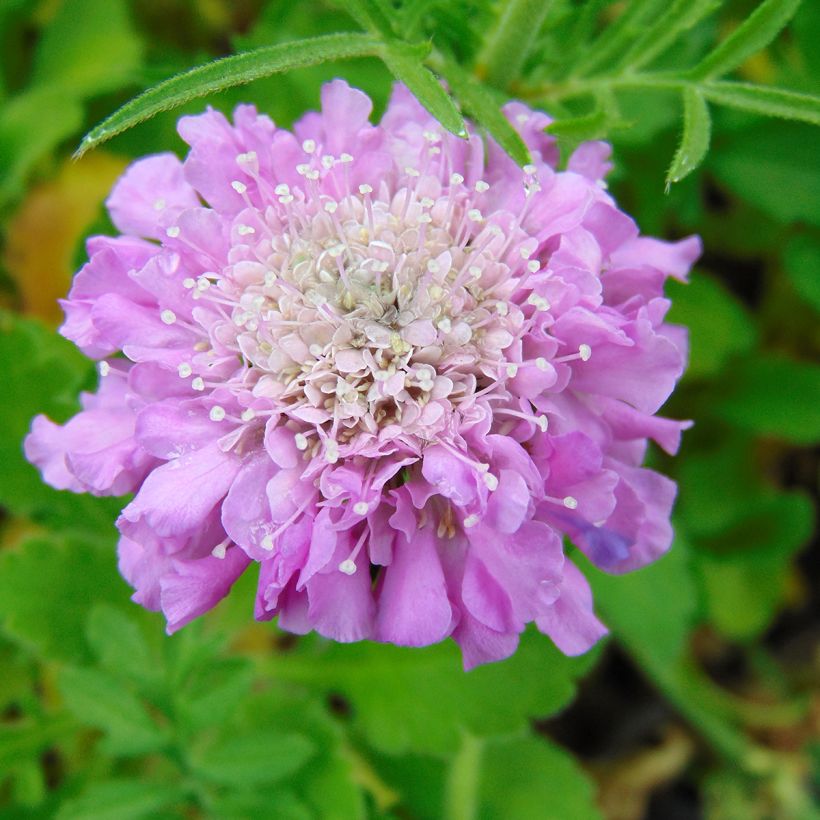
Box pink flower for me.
[25,80,698,668]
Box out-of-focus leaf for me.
[667,86,711,186]
[0,88,83,205]
[381,43,467,137]
[709,121,820,226]
[703,81,820,126]
[0,312,121,532]
[338,0,395,38]
[437,58,531,166]
[696,491,814,639]
[474,735,601,820]
[586,535,697,667]
[207,789,311,820]
[666,273,757,379]
[32,0,143,96]
[711,354,820,444]
[269,629,597,756]
[55,780,183,820]
[76,33,382,156]
[59,666,169,756]
[0,718,75,774]
[85,605,156,687]
[190,730,314,787]
[178,658,254,733]
[0,536,127,663]
[785,234,820,312]
[4,153,126,324]
[690,0,803,79]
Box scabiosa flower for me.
[25,80,698,668]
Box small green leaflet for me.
[666,86,711,188]
[382,43,468,137]
[690,0,803,79]
[702,81,820,126]
[338,0,396,38]
[76,33,383,156]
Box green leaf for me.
[0,536,128,663]
[476,0,555,90]
[666,272,757,380]
[31,0,143,97]
[56,780,183,820]
[85,605,156,686]
[191,731,314,787]
[703,81,820,126]
[690,0,803,79]
[0,88,83,204]
[666,86,711,186]
[178,658,254,733]
[475,735,601,820]
[586,535,698,668]
[0,718,75,774]
[208,789,311,820]
[76,33,382,156]
[711,354,820,444]
[436,58,531,166]
[616,0,721,73]
[785,234,820,313]
[381,44,468,137]
[268,629,597,756]
[59,666,168,756]
[696,492,814,639]
[709,121,820,225]
[338,0,395,38]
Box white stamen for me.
[231,180,247,194]
[437,317,452,333]
[405,166,420,177]
[324,439,339,463]
[358,184,373,195]
[236,151,257,164]
[183,277,196,289]
[98,361,110,376]
[209,405,226,422]
[353,501,369,515]
[535,357,548,371]
[450,173,464,186]
[463,514,480,528]
[241,408,256,422]
[236,224,255,236]
[274,183,290,196]
[506,364,519,377]
[178,363,192,378]
[165,226,180,238]
[321,154,335,169]
[191,377,205,391]
[302,139,316,153]
[211,542,227,559]
[527,260,540,273]
[339,153,354,163]
[537,415,549,432]
[324,201,338,214]
[523,164,537,176]
[294,433,309,451]
[338,559,357,575]
[261,534,274,551]
[483,473,499,491]
[160,309,176,325]
[563,496,578,509]
[475,180,489,192]
[153,198,166,211]
[467,209,483,222]
[579,344,592,362]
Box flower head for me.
[26,81,698,668]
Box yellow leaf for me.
[4,152,127,324]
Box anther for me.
[160,309,176,324]
[153,198,166,211]
[98,361,110,376]
[236,225,255,236]
[353,501,369,515]
[450,173,464,186]
[231,180,247,194]
[274,183,290,196]
[483,473,499,491]
[358,184,373,195]
[294,433,309,451]
[563,496,578,509]
[241,408,256,422]
[209,406,226,422]
[463,514,480,528]
[191,377,205,391]
[579,344,592,361]
[338,559,357,575]
[165,226,180,238]
[178,363,192,378]
[475,180,489,192]
[302,139,316,153]
[183,278,196,289]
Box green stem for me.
[518,71,689,103]
[476,0,553,91]
[443,732,484,820]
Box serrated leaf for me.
[785,234,820,313]
[437,59,531,166]
[666,87,711,187]
[269,629,596,756]
[85,605,156,686]
[31,0,143,97]
[59,666,168,756]
[179,658,254,733]
[690,0,803,79]
[76,33,382,156]
[191,731,314,787]
[0,536,127,663]
[702,81,820,126]
[711,354,820,444]
[381,43,467,137]
[56,780,183,820]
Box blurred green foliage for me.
[0,1,818,818]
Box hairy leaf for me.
[690,0,803,79]
[381,44,468,137]
[666,86,711,187]
[702,81,820,126]
[76,33,383,156]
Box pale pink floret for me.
[26,80,698,668]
